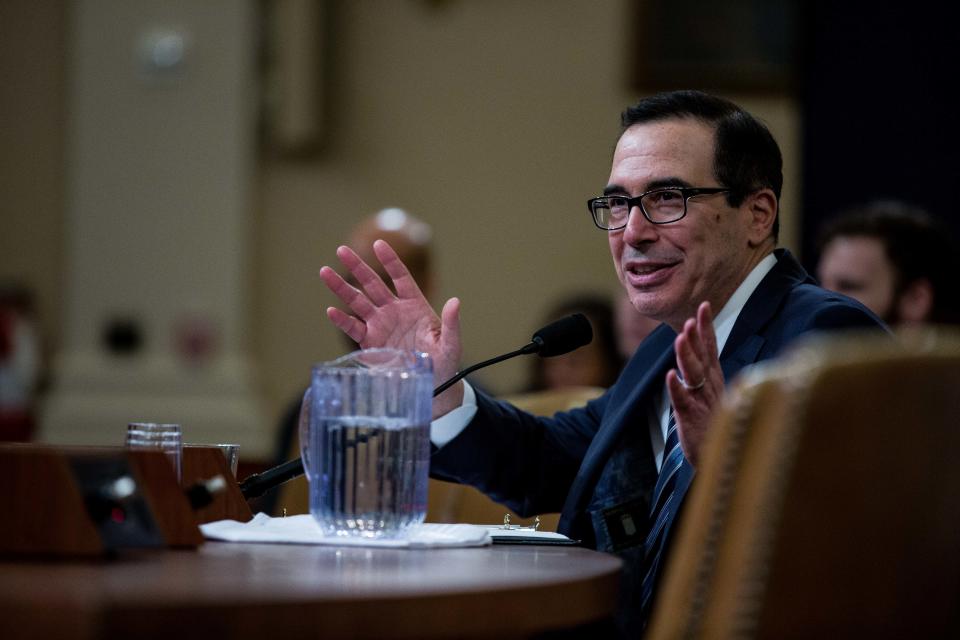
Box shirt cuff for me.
[430,380,478,448]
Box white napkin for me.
[200,513,492,548]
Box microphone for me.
[239,457,306,501]
[239,313,593,499]
[531,312,594,355]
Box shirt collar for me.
[712,252,778,355]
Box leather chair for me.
[647,329,960,638]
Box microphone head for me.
[531,313,593,357]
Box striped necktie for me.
[640,408,684,618]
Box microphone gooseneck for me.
[430,345,534,397]
[238,313,593,500]
[432,313,592,395]
[238,458,305,500]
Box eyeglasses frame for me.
[587,186,733,230]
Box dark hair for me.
[620,90,783,241]
[817,200,960,324]
[527,294,623,392]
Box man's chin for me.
[626,293,671,322]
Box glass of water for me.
[299,349,433,538]
[126,422,183,483]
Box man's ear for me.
[745,188,778,247]
[897,278,934,324]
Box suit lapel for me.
[722,248,813,360]
[559,325,676,526]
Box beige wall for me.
[2,0,800,445]
[0,0,66,361]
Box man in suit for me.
[319,90,883,636]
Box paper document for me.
[201,513,492,548]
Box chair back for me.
[648,329,960,638]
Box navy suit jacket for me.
[430,249,883,628]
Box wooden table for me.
[0,541,621,639]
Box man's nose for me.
[623,205,658,245]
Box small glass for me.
[185,443,240,477]
[126,422,183,483]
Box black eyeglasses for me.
[587,187,731,230]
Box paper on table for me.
[200,513,492,548]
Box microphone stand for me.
[432,342,539,396]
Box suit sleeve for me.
[754,286,889,364]
[798,288,889,333]
[429,388,608,517]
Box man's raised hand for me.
[319,240,464,417]
[665,301,724,468]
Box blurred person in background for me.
[0,284,41,442]
[526,294,623,393]
[345,208,435,301]
[817,200,960,326]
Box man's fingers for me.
[335,245,395,307]
[440,297,462,354]
[320,264,380,321]
[326,307,366,344]
[666,369,684,404]
[319,265,367,307]
[697,301,719,360]
[684,314,708,364]
[318,265,358,310]
[374,239,426,300]
[675,325,705,390]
